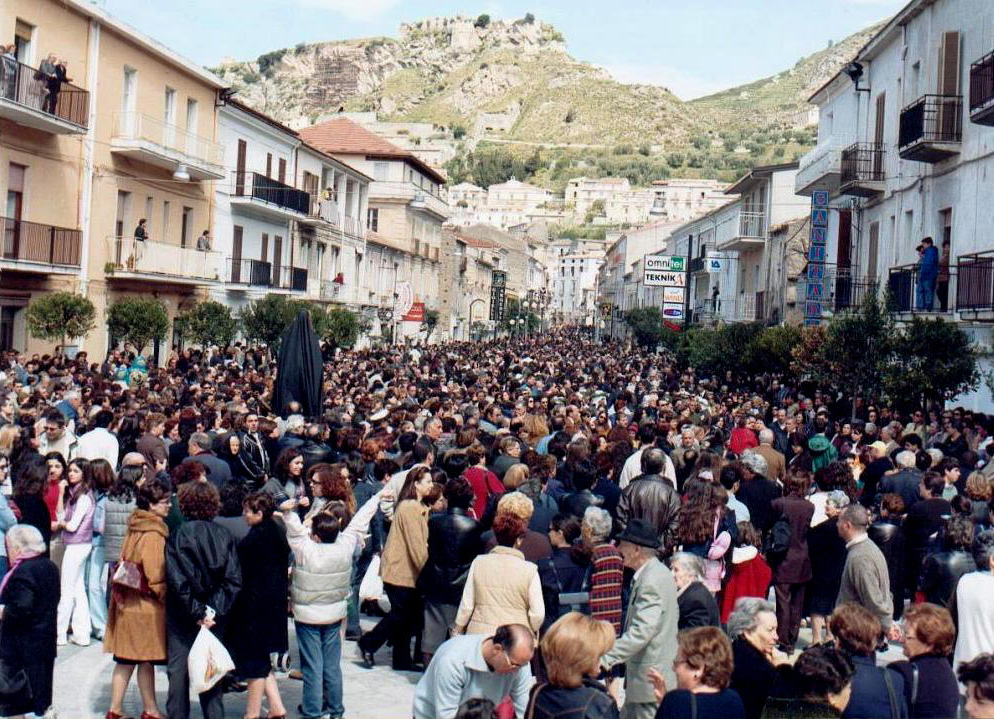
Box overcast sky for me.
[103,0,906,100]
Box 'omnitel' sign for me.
[643,255,686,287]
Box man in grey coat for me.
[836,503,901,640]
[600,519,679,719]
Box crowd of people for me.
[1,329,993,719]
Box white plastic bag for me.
[358,555,384,602]
[188,624,234,694]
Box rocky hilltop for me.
[212,14,885,187]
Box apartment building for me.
[648,179,733,223]
[2,0,227,359]
[550,237,605,325]
[796,0,994,409]
[566,176,730,227]
[299,117,447,342]
[439,229,497,342]
[665,163,807,325]
[597,221,682,338]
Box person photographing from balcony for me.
[130,219,148,269]
[196,230,211,251]
[916,237,938,311]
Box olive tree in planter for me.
[25,291,97,352]
[106,296,170,354]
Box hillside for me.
[212,13,884,188]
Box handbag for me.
[0,664,33,716]
[524,682,547,719]
[112,559,150,595]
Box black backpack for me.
[765,514,791,563]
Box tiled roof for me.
[299,117,446,184]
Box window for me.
[903,210,914,252]
[145,196,154,228]
[185,99,199,154]
[266,153,272,178]
[122,68,138,133]
[163,88,176,145]
[162,201,170,240]
[115,190,131,239]
[940,208,952,251]
[14,19,34,64]
[181,206,192,248]
[6,164,25,225]
[367,208,379,232]
[373,162,389,181]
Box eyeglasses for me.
[501,651,526,670]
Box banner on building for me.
[490,270,507,321]
[402,301,426,323]
[804,190,830,326]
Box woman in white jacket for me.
[280,489,384,719]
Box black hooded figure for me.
[273,310,323,419]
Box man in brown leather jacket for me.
[615,448,681,557]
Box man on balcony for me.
[196,230,211,251]
[916,237,939,311]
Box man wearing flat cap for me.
[600,519,679,719]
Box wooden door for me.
[278,158,286,184]
[873,93,885,177]
[272,235,282,287]
[235,139,247,195]
[231,225,243,283]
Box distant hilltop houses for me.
[446,176,731,231]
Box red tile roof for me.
[299,117,446,184]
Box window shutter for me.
[867,223,880,280]
[938,31,961,95]
[278,158,286,184]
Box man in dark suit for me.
[182,432,232,490]
[737,452,783,534]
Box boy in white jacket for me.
[281,490,385,719]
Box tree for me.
[745,324,801,378]
[795,291,894,414]
[240,294,300,350]
[107,297,169,353]
[624,308,664,348]
[322,308,362,350]
[175,300,237,348]
[523,12,535,24]
[883,317,978,409]
[420,309,441,342]
[25,292,96,350]
[474,13,490,28]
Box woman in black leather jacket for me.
[526,612,619,719]
[165,480,242,719]
[868,493,906,620]
[416,477,481,666]
[918,515,976,607]
[888,603,960,719]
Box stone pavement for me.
[51,618,908,719]
[51,617,419,719]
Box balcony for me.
[1,217,81,273]
[794,144,842,196]
[957,251,994,319]
[898,95,962,163]
[969,50,994,125]
[0,59,88,133]
[373,181,449,220]
[230,172,310,220]
[342,215,365,240]
[839,143,886,197]
[302,197,341,227]
[224,258,308,292]
[110,112,225,179]
[888,263,956,315]
[717,211,766,252]
[732,294,757,322]
[226,258,273,287]
[106,236,221,285]
[830,270,877,312]
[320,280,355,304]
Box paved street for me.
[52,618,419,719]
[51,613,907,719]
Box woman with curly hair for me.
[304,462,357,527]
[676,482,732,593]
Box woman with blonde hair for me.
[965,471,992,525]
[525,612,619,719]
[503,463,530,492]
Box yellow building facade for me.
[1,0,226,359]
